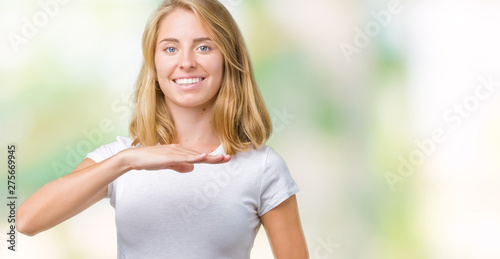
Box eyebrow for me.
[159,37,212,44]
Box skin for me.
[154,7,224,151]
[17,7,308,259]
[261,195,309,259]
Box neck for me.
[167,102,220,151]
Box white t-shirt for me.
[85,136,299,259]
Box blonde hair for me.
[129,0,272,155]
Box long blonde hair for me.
[129,0,272,155]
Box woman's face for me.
[154,8,224,110]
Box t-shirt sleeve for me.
[85,136,133,163]
[85,142,117,164]
[85,136,133,200]
[258,147,300,217]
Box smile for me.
[173,77,205,85]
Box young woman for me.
[17,0,308,258]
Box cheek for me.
[154,55,175,78]
[208,55,224,80]
[154,55,163,78]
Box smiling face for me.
[155,7,224,110]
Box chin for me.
[173,99,213,109]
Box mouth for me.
[173,77,206,86]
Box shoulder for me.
[235,145,288,170]
[253,145,298,216]
[114,136,134,147]
[262,145,289,172]
[85,136,135,163]
[101,136,135,150]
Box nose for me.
[179,50,196,69]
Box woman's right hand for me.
[121,144,231,173]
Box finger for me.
[202,154,225,163]
[182,153,208,163]
[217,154,231,163]
[212,154,231,163]
[196,154,231,164]
[209,154,225,162]
[168,144,203,155]
[221,155,231,163]
[169,163,195,173]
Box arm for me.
[16,153,129,236]
[261,195,309,259]
[17,144,230,236]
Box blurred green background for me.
[2,0,500,258]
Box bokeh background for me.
[1,0,500,258]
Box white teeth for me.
[174,77,203,85]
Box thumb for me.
[169,163,195,173]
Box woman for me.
[17,0,308,258]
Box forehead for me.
[157,7,214,42]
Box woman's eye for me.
[198,45,211,52]
[165,47,177,53]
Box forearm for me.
[17,151,131,236]
[16,143,230,236]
